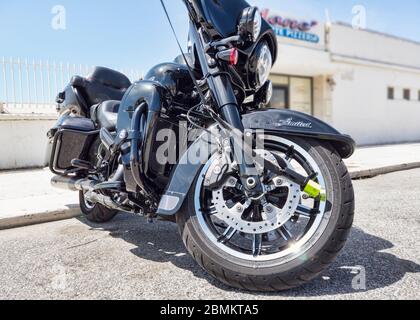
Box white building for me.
[264,9,420,145]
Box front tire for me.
[79,191,118,223]
[176,137,354,291]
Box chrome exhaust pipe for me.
[51,175,97,192]
[84,192,122,211]
[51,164,125,192]
[51,175,131,213]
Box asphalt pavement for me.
[0,169,419,300]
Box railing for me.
[0,57,143,115]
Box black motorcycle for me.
[47,0,355,291]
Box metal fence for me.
[0,57,143,115]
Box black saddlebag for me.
[49,117,98,175]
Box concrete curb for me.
[349,162,420,179]
[0,206,81,231]
[2,163,420,231]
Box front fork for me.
[190,24,321,197]
[189,24,262,193]
[219,105,262,191]
[211,76,324,200]
[210,74,264,194]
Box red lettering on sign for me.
[261,9,318,32]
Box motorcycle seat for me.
[71,67,132,107]
[90,100,120,131]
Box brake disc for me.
[208,150,301,235]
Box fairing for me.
[116,80,169,137]
[116,80,170,192]
[187,0,278,88]
[189,0,274,40]
[145,63,195,102]
[191,0,250,37]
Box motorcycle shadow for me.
[282,227,420,297]
[78,214,420,297]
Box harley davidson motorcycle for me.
[47,0,355,291]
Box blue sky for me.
[1,0,419,74]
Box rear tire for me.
[176,137,355,292]
[79,191,118,223]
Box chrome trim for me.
[159,195,181,212]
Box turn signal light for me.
[216,48,239,66]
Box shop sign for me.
[261,9,320,44]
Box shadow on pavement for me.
[78,214,420,297]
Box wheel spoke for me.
[252,234,263,257]
[285,145,295,161]
[207,206,218,215]
[296,204,320,219]
[218,227,237,244]
[277,226,293,241]
[296,204,312,218]
[251,203,263,222]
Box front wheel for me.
[176,136,354,291]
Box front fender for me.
[157,110,355,216]
[157,129,218,216]
[242,109,355,159]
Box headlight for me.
[256,43,272,87]
[238,7,262,42]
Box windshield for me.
[190,0,250,37]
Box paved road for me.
[0,169,419,300]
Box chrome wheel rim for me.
[194,135,330,263]
[83,191,96,210]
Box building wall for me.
[270,21,420,146]
[328,24,420,145]
[0,115,55,170]
[313,75,333,123]
[331,63,420,145]
[330,24,420,70]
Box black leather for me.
[72,67,132,107]
[61,117,96,132]
[88,67,131,90]
[91,100,120,131]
